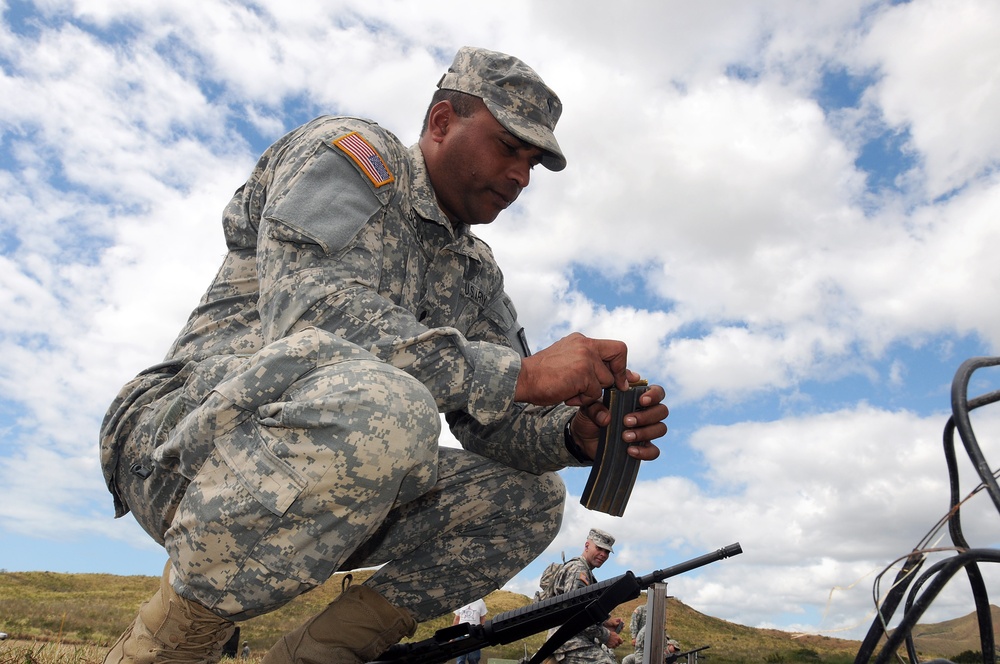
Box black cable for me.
[854,552,924,663]
[940,416,998,663]
[854,357,1000,664]
[950,358,1000,511]
[873,550,1000,664]
[945,360,1000,664]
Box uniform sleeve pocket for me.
[481,292,530,357]
[265,144,382,255]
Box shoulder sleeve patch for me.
[264,144,383,255]
[332,132,394,188]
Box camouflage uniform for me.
[547,557,618,664]
[629,604,646,645]
[620,604,646,664]
[623,626,644,664]
[625,626,680,664]
[99,109,581,623]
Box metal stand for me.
[642,582,668,664]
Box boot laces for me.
[158,600,233,663]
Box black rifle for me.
[665,644,710,663]
[370,543,742,664]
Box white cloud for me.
[518,403,1000,638]
[3,0,1000,644]
[856,0,1000,199]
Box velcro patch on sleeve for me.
[332,131,394,188]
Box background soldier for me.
[626,625,682,664]
[628,604,646,650]
[542,529,624,664]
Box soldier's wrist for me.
[564,419,591,464]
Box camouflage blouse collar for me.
[407,144,466,238]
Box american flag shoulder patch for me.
[332,132,394,188]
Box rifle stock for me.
[369,543,742,664]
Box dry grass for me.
[0,639,270,664]
[0,639,110,664]
[0,569,970,663]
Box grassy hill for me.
[0,569,990,663]
[903,604,1000,660]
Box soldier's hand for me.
[570,382,668,461]
[514,332,629,407]
[606,631,624,649]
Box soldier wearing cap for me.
[99,46,668,664]
[664,639,683,663]
[541,529,624,664]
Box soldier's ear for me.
[425,101,454,142]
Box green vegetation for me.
[0,570,973,664]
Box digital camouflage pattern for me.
[438,47,565,172]
[545,557,617,664]
[625,625,680,664]
[100,113,581,622]
[629,603,646,642]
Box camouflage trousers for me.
[553,646,619,664]
[109,328,566,622]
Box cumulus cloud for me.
[3,0,1000,643]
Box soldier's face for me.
[584,541,611,568]
[433,106,543,225]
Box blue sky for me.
[3,0,1000,644]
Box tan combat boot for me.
[104,562,236,664]
[262,584,417,664]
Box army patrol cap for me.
[437,46,566,172]
[587,528,615,552]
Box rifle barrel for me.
[636,543,742,587]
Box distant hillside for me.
[902,603,1000,658]
[1,570,992,662]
